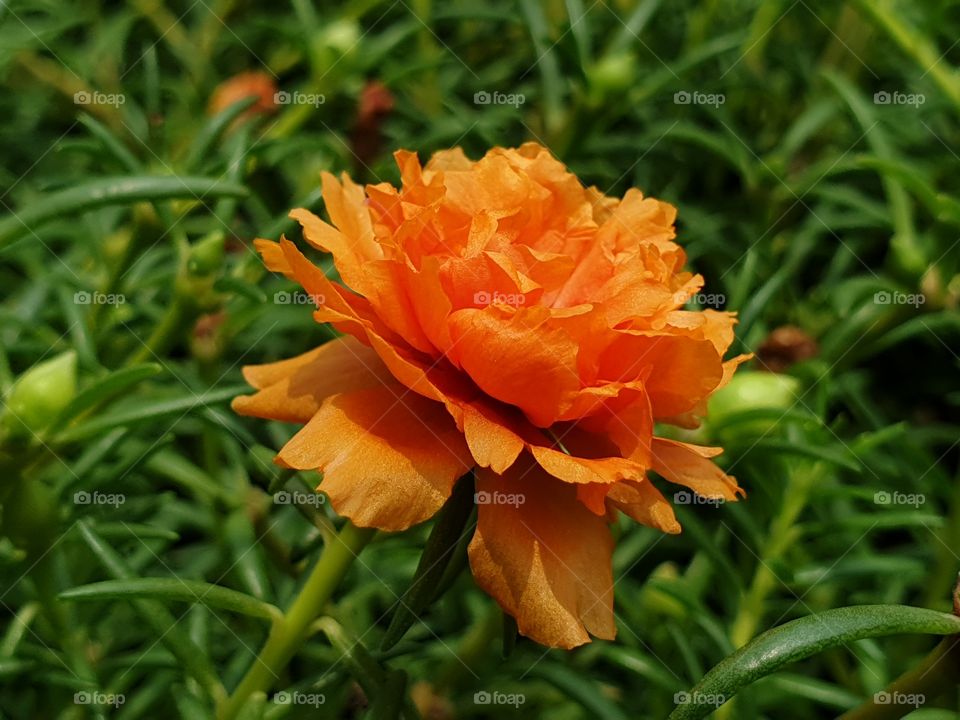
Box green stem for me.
[839,635,960,720]
[730,461,823,647]
[217,522,375,720]
[127,289,192,365]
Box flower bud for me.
[3,351,77,438]
[707,370,801,439]
[188,231,226,276]
[587,53,635,97]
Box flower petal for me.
[277,386,474,531]
[607,479,681,534]
[447,306,580,427]
[232,335,394,424]
[468,459,616,648]
[528,444,642,485]
[650,437,743,501]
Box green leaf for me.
[51,364,163,430]
[92,522,180,542]
[380,473,476,651]
[529,663,630,720]
[53,385,246,443]
[60,578,281,621]
[667,605,960,720]
[364,669,407,720]
[73,521,226,703]
[183,96,259,171]
[0,176,248,247]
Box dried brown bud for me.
[756,325,818,373]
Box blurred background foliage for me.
[0,0,958,718]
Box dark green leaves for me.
[668,606,960,720]
[0,176,248,247]
[380,473,476,651]
[60,578,282,621]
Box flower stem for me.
[217,521,375,720]
[730,461,822,647]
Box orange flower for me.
[208,71,277,121]
[234,144,750,648]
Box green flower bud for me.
[707,370,801,439]
[3,351,77,438]
[322,19,360,56]
[188,231,226,276]
[587,53,635,97]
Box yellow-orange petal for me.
[468,459,616,648]
[276,385,473,531]
[577,482,612,516]
[650,437,743,501]
[232,335,394,424]
[528,443,642,485]
[607,479,681,534]
[459,399,526,474]
[446,306,580,427]
[253,238,295,279]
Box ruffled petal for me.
[277,386,473,531]
[468,459,616,648]
[650,438,743,501]
[607,479,681,533]
[447,306,581,427]
[232,335,394,424]
[528,444,642,485]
